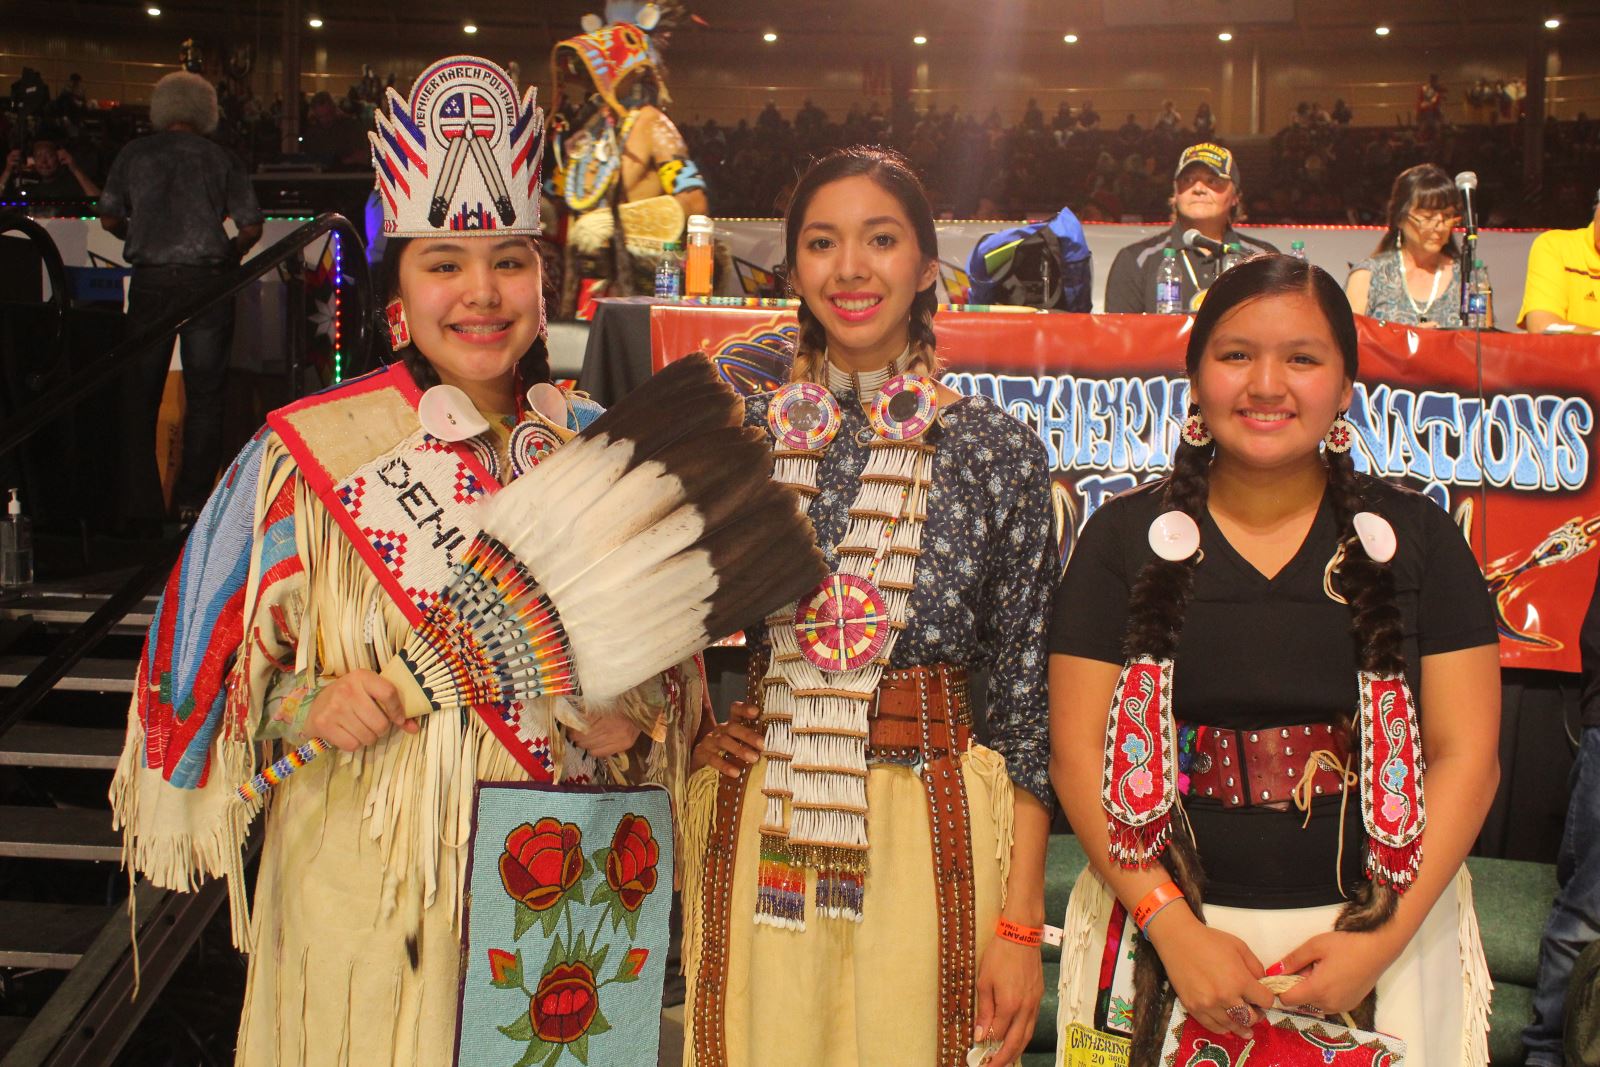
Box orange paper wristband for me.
[1133,881,1185,933]
[995,917,1044,948]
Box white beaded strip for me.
[757,425,933,867]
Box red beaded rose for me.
[530,960,599,1044]
[604,813,659,912]
[499,818,582,912]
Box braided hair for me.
[1121,255,1404,722]
[781,146,940,384]
[1123,257,1411,1062]
[377,236,554,392]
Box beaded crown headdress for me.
[369,55,546,237]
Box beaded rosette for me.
[753,374,938,927]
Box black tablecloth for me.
[576,298,658,407]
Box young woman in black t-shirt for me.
[1047,256,1501,1065]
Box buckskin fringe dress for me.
[113,395,702,1067]
[681,388,1058,1066]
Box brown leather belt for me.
[1185,722,1350,811]
[876,662,975,1066]
[867,663,972,757]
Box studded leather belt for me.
[1184,721,1351,811]
[867,663,972,757]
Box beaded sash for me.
[754,378,937,926]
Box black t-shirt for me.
[1049,475,1498,907]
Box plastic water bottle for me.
[1466,258,1494,329]
[1289,240,1307,261]
[1220,242,1243,275]
[1155,248,1183,314]
[654,241,684,299]
[1,489,32,589]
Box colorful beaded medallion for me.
[767,381,842,451]
[508,420,562,480]
[464,434,502,484]
[868,373,940,441]
[793,573,892,673]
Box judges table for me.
[581,297,1600,863]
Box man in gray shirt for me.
[99,71,263,523]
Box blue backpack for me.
[966,206,1093,312]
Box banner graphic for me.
[651,306,1600,672]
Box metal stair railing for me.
[0,210,373,459]
[0,211,372,1067]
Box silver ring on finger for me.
[1225,1004,1254,1028]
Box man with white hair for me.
[99,70,263,525]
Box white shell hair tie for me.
[1352,511,1397,563]
[1148,510,1202,562]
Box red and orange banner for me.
[651,306,1600,672]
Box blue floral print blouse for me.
[743,385,1059,811]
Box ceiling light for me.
[146,5,161,14]
[912,34,927,45]
[308,16,323,28]
[762,31,777,42]
[1217,31,1233,41]
[1544,17,1562,29]
[1063,33,1078,43]
[463,22,478,33]
[1375,25,1390,36]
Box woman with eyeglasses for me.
[1345,164,1465,328]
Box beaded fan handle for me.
[236,737,333,804]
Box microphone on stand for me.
[1182,228,1227,255]
[1455,171,1480,320]
[1455,171,1480,235]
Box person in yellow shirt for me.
[1518,192,1600,333]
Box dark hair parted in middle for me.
[781,145,941,382]
[1374,163,1463,257]
[1186,252,1360,379]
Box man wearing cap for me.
[1103,142,1277,313]
[1517,192,1600,334]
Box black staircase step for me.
[0,901,117,969]
[0,590,157,634]
[0,723,124,769]
[0,656,137,693]
[0,806,121,861]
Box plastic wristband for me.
[1133,881,1185,933]
[995,917,1044,948]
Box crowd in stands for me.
[7,63,1600,231]
[684,89,1600,228]
[2,63,389,202]
[683,96,1223,221]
